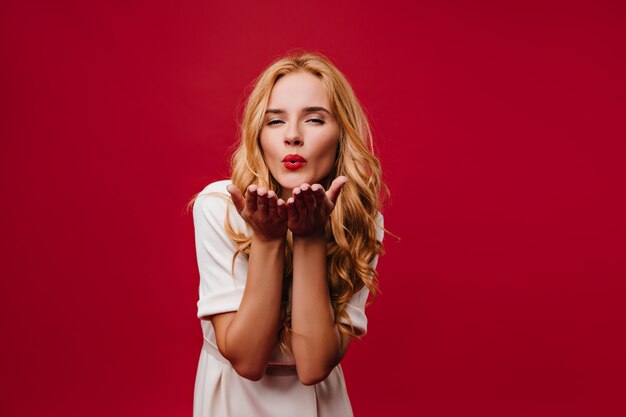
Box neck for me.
[280,188,293,201]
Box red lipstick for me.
[282,154,307,170]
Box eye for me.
[307,118,325,125]
[267,119,284,126]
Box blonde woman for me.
[190,51,387,417]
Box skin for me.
[209,71,353,385]
[259,70,341,201]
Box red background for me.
[1,1,625,416]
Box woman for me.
[190,51,388,417]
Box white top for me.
[192,180,384,417]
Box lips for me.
[282,154,307,170]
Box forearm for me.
[291,234,343,384]
[220,235,284,377]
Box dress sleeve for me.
[337,212,385,337]
[193,187,248,319]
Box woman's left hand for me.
[286,176,348,237]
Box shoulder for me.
[197,179,232,198]
[193,180,233,221]
[193,180,249,234]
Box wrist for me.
[252,232,286,246]
[293,232,326,248]
[291,225,326,239]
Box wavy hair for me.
[188,51,389,352]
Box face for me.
[260,71,340,200]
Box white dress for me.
[192,180,384,417]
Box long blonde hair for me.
[189,51,389,351]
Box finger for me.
[287,197,298,223]
[256,187,269,215]
[293,187,307,219]
[245,185,258,212]
[267,190,278,213]
[311,184,326,209]
[326,176,348,205]
[226,184,245,213]
[300,184,316,213]
[277,199,288,220]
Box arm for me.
[210,235,284,380]
[286,178,353,385]
[208,185,288,381]
[291,233,352,385]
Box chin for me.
[278,178,308,189]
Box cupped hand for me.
[227,184,288,241]
[286,176,348,237]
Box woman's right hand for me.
[227,184,288,242]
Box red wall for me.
[1,1,625,416]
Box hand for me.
[227,184,288,241]
[286,176,348,237]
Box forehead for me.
[267,71,330,108]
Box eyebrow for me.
[265,106,332,116]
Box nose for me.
[285,135,303,147]
[283,123,304,146]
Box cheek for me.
[259,133,273,157]
[325,142,338,163]
[316,140,339,176]
[323,133,340,161]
